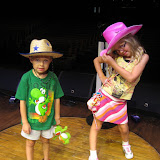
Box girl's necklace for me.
[103,59,133,87]
[33,69,52,84]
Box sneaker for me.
[122,144,133,159]
[88,156,99,160]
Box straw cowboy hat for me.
[20,39,63,58]
[100,22,142,56]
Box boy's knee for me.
[26,139,36,147]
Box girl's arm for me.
[54,98,61,125]
[102,54,149,83]
[20,100,31,134]
[93,56,107,84]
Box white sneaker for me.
[122,144,133,159]
[88,156,99,160]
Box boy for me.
[15,39,64,160]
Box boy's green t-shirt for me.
[15,69,64,130]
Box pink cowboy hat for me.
[100,22,142,56]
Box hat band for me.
[103,28,126,44]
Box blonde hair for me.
[120,34,145,63]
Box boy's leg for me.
[26,139,36,160]
[41,136,50,160]
[41,126,54,160]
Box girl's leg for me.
[26,139,36,160]
[89,117,103,159]
[118,123,133,159]
[118,123,129,142]
[41,137,50,160]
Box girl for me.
[88,22,149,160]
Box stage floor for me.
[0,117,159,160]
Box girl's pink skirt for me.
[94,89,128,124]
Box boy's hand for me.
[22,122,31,134]
[55,115,60,125]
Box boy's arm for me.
[20,100,31,134]
[54,98,61,125]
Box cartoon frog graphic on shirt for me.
[29,88,51,123]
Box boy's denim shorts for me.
[21,126,54,140]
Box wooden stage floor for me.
[0,117,159,160]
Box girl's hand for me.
[102,54,115,66]
[22,122,31,134]
[103,78,112,87]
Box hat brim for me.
[100,24,142,56]
[19,51,63,58]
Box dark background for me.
[0,0,159,82]
[0,0,159,105]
